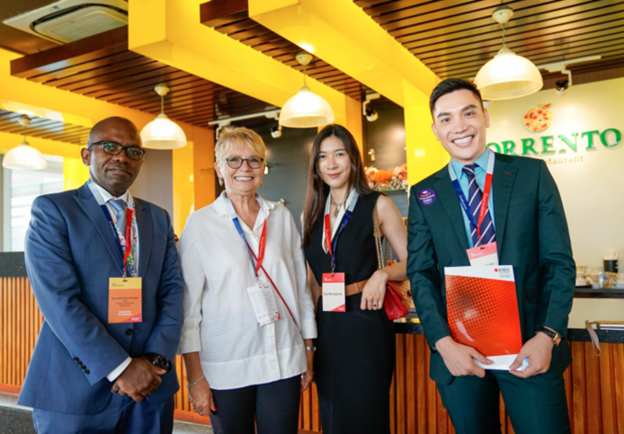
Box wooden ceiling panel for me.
[356,0,624,82]
[0,110,90,145]
[11,27,278,126]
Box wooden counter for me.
[2,275,624,433]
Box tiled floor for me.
[0,393,212,433]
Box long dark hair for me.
[302,124,374,247]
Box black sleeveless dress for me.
[304,191,395,434]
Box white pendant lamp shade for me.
[475,47,543,100]
[279,85,335,128]
[3,140,47,170]
[141,113,187,149]
[140,84,187,149]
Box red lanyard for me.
[122,208,133,270]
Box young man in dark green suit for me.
[407,78,575,434]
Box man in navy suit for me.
[19,117,184,433]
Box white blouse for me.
[177,192,317,390]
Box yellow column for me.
[345,96,364,156]
[193,126,216,211]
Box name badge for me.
[247,281,280,326]
[322,272,346,312]
[109,277,142,323]
[467,242,499,267]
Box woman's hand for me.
[188,378,217,416]
[360,269,388,310]
[301,342,315,392]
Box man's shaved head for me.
[81,116,144,197]
[87,117,141,146]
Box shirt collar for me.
[450,148,492,181]
[88,179,133,208]
[214,191,275,219]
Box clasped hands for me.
[436,332,554,378]
[111,356,166,402]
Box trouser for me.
[33,394,174,434]
[437,369,571,434]
[209,375,301,434]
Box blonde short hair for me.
[215,126,266,161]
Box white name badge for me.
[246,281,280,326]
[322,272,346,312]
[467,242,499,267]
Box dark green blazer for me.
[407,152,575,385]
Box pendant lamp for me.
[140,84,187,149]
[474,6,543,100]
[279,52,334,128]
[2,115,47,171]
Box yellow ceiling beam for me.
[249,0,446,184]
[127,0,349,126]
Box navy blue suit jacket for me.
[18,183,184,415]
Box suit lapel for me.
[134,198,152,278]
[492,154,518,255]
[74,184,124,275]
[434,172,469,252]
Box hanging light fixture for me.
[140,84,187,149]
[474,6,543,100]
[2,115,47,171]
[279,52,334,128]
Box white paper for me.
[246,282,280,326]
[474,355,529,372]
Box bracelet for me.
[187,375,205,389]
[305,346,316,352]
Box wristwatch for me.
[535,326,562,346]
[144,353,172,372]
[305,346,317,352]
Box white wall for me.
[486,77,624,268]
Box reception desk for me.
[1,253,623,433]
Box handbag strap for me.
[373,204,384,270]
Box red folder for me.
[445,266,523,357]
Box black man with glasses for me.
[19,116,184,434]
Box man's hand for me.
[509,332,554,378]
[111,357,166,402]
[436,336,492,378]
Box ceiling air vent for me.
[3,0,128,44]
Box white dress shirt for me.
[177,192,317,390]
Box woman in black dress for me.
[302,124,408,434]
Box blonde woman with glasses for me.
[177,126,317,434]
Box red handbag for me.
[373,207,412,320]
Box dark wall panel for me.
[132,149,174,219]
[257,126,317,234]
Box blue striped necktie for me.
[462,163,496,247]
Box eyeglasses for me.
[222,156,264,169]
[87,141,146,161]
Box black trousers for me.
[209,376,301,434]
[437,369,571,434]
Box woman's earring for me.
[218,177,223,186]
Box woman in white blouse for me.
[177,127,317,434]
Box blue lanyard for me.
[447,149,495,231]
[324,190,359,272]
[224,196,265,279]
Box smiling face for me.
[431,89,490,165]
[317,135,352,191]
[215,140,264,198]
[81,117,143,197]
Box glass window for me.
[2,156,64,252]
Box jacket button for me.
[125,329,133,336]
[78,362,83,367]
[84,370,90,375]
[73,357,79,361]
